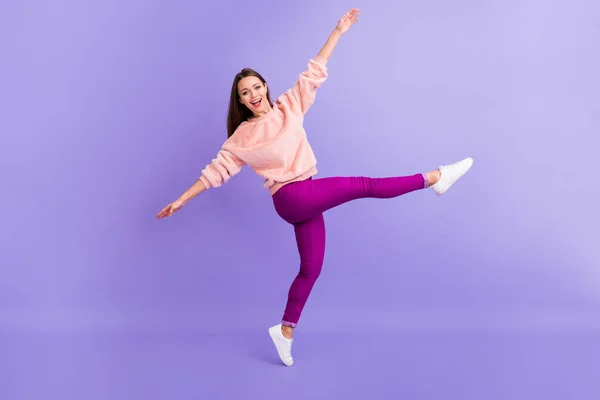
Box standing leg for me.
[268,213,325,367]
[282,213,326,330]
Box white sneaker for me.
[268,324,294,366]
[431,157,474,195]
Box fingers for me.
[341,8,360,25]
[156,203,182,218]
[341,8,358,18]
[156,205,172,219]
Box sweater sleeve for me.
[280,56,328,114]
[199,148,245,189]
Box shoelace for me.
[440,162,459,176]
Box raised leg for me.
[272,157,474,224]
[273,173,428,224]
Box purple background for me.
[1,0,599,398]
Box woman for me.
[157,8,473,366]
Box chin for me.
[249,104,263,113]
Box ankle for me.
[425,169,441,186]
[281,325,294,339]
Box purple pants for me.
[271,173,428,327]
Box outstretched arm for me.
[317,8,360,61]
[156,148,245,219]
[156,179,207,219]
[178,180,207,206]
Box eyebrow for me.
[240,83,261,92]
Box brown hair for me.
[226,68,273,138]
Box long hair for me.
[226,68,273,138]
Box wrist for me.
[176,196,188,206]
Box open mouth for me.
[251,98,262,108]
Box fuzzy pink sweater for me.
[199,56,329,195]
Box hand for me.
[157,200,185,219]
[336,8,360,33]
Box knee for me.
[298,261,323,281]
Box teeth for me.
[252,99,261,104]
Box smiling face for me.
[237,75,271,117]
[226,68,274,137]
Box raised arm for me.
[318,8,360,62]
[282,8,360,114]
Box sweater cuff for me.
[198,175,211,190]
[313,55,328,66]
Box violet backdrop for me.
[1,0,599,397]
[2,0,599,334]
